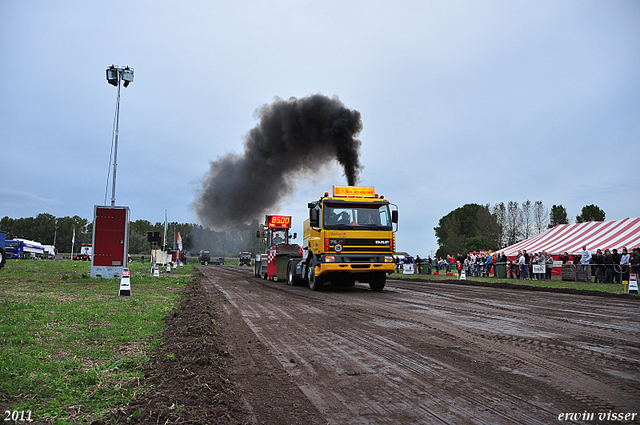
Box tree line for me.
[434,202,606,257]
[0,214,263,256]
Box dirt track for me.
[197,266,640,424]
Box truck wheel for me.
[369,273,386,291]
[287,262,302,286]
[308,260,323,291]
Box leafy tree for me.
[505,201,521,246]
[533,201,548,235]
[461,236,499,254]
[128,232,149,255]
[575,204,605,223]
[549,205,569,228]
[56,216,90,253]
[434,204,499,257]
[0,215,89,253]
[434,215,464,258]
[491,202,506,248]
[521,200,532,240]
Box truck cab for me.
[301,186,398,291]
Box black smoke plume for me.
[194,94,363,230]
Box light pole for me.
[53,226,58,248]
[106,65,134,206]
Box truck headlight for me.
[325,256,336,263]
[384,256,394,263]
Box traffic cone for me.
[118,268,131,296]
[153,265,160,277]
[166,263,171,273]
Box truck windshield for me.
[323,203,392,230]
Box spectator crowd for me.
[399,246,640,284]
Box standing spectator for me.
[523,250,532,279]
[594,249,604,283]
[485,254,493,278]
[518,254,528,280]
[603,249,614,283]
[519,252,528,280]
[561,252,570,264]
[580,246,592,282]
[427,256,432,274]
[415,255,423,274]
[620,247,630,283]
[630,248,640,278]
[611,249,621,284]
[536,252,546,280]
[545,253,554,280]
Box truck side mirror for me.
[309,208,320,227]
[392,210,398,224]
[293,233,297,239]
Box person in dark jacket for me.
[603,249,614,283]
[545,252,554,280]
[612,249,621,284]
[620,247,630,283]
[630,248,640,278]
[594,249,604,283]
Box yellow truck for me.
[287,186,398,291]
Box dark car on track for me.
[239,252,252,266]
[199,250,211,265]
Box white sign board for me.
[403,263,414,274]
[629,273,638,294]
[533,264,545,274]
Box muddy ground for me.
[115,266,640,424]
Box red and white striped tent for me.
[498,217,640,257]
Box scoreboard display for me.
[266,215,291,229]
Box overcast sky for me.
[1,0,639,256]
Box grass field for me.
[0,259,192,424]
[1,258,634,424]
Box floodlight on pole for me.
[105,65,134,206]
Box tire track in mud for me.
[199,266,640,424]
[387,279,640,412]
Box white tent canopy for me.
[498,218,640,256]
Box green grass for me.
[389,269,633,295]
[0,259,193,424]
